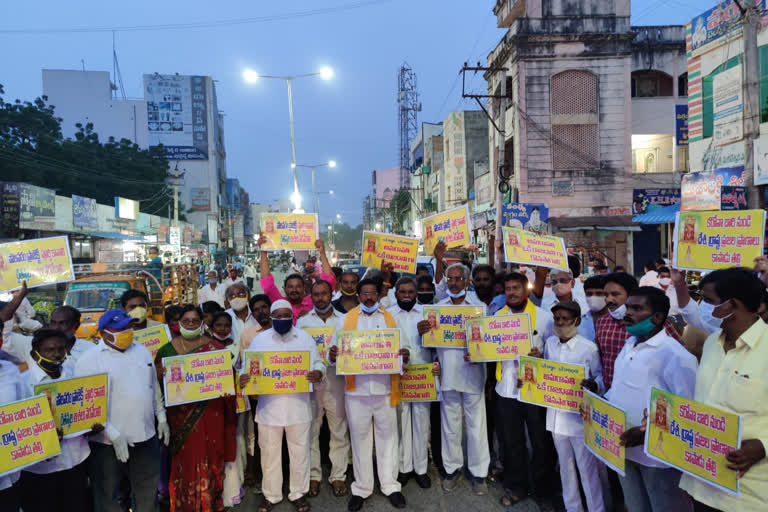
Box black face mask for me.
[417,292,434,305]
[474,285,494,300]
[397,299,416,312]
[35,351,64,375]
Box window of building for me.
[453,133,464,156]
[551,70,600,170]
[758,46,768,123]
[678,72,688,97]
[631,70,674,97]
[445,139,450,159]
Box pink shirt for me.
[259,272,337,324]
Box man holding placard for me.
[296,280,351,499]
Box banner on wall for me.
[501,203,549,233]
[681,168,746,212]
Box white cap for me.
[270,299,292,314]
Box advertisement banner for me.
[161,350,235,407]
[33,374,108,439]
[72,195,98,229]
[676,104,689,146]
[0,236,75,293]
[302,326,335,366]
[421,305,485,348]
[361,231,419,274]
[19,184,55,231]
[502,227,568,271]
[241,351,312,395]
[144,74,208,160]
[260,213,319,251]
[464,315,532,362]
[583,389,627,476]
[632,189,681,215]
[754,134,768,185]
[0,395,61,477]
[190,188,211,211]
[335,329,402,376]
[719,186,748,211]
[673,209,765,271]
[713,66,743,146]
[0,182,20,237]
[681,167,746,211]
[133,325,172,359]
[421,205,471,255]
[644,387,742,495]
[502,203,549,233]
[516,355,585,412]
[689,1,761,52]
[399,363,440,402]
[158,223,169,244]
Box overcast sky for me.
[1,0,704,226]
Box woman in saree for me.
[155,304,237,512]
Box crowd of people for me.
[0,237,766,512]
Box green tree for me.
[388,190,411,234]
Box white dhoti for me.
[310,376,350,483]
[223,412,248,506]
[258,422,311,504]
[345,394,401,498]
[553,433,605,512]
[397,401,431,475]
[440,390,490,478]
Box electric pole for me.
[167,164,185,226]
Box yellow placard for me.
[421,205,471,255]
[517,356,586,412]
[673,210,766,271]
[465,315,532,362]
[260,213,318,251]
[33,373,108,439]
[162,350,235,407]
[583,389,627,476]
[0,236,75,293]
[0,395,61,477]
[234,377,250,414]
[502,227,568,271]
[399,363,440,402]
[644,387,742,495]
[303,326,335,366]
[422,305,485,348]
[133,325,172,360]
[335,329,401,376]
[241,351,312,395]
[361,231,419,273]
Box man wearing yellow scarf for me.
[328,278,409,511]
[494,272,558,510]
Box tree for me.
[0,84,183,218]
[388,190,412,234]
[321,222,363,252]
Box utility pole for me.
[167,163,186,226]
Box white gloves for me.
[157,420,170,447]
[112,435,130,463]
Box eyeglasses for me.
[446,277,465,283]
[179,318,202,327]
[551,278,572,285]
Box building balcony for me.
[494,0,526,28]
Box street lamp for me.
[293,160,338,221]
[242,67,334,212]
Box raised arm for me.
[316,239,333,278]
[530,266,548,301]
[433,241,447,285]
[258,233,271,279]
[0,281,27,323]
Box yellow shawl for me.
[494,299,538,381]
[344,305,400,406]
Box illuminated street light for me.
[319,67,334,80]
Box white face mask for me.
[552,282,572,298]
[608,304,627,320]
[699,299,731,332]
[586,296,606,313]
[659,278,672,287]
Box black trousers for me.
[694,500,724,512]
[495,393,558,497]
[18,460,90,512]
[429,401,444,475]
[0,483,20,512]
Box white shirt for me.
[678,299,721,335]
[296,308,347,390]
[639,270,660,287]
[1,297,37,339]
[436,296,487,395]
[332,291,342,301]
[389,303,433,365]
[543,334,604,436]
[495,304,554,399]
[75,340,165,445]
[247,327,325,426]
[1,332,34,365]
[63,338,97,374]
[244,265,258,279]
[605,330,698,467]
[222,277,246,292]
[198,283,225,308]
[0,361,22,490]
[20,364,90,474]
[226,308,258,367]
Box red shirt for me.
[259,272,336,325]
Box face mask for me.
[212,330,231,342]
[360,302,379,314]
[553,323,579,340]
[208,278,217,284]
[586,296,606,313]
[341,289,357,296]
[272,318,292,335]
[179,325,201,339]
[35,351,64,374]
[106,329,134,350]
[397,299,415,312]
[127,307,147,322]
[474,285,493,300]
[699,300,731,331]
[553,282,572,297]
[625,316,658,337]
[417,292,434,304]
[608,304,627,320]
[230,297,248,311]
[659,278,671,287]
[447,289,466,299]
[169,323,181,335]
[314,304,333,314]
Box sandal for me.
[257,497,275,512]
[331,479,348,497]
[500,494,525,508]
[308,480,320,497]
[291,496,311,512]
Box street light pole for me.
[286,79,299,207]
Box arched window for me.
[551,70,599,170]
[631,70,674,97]
[678,72,688,97]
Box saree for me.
[155,339,237,512]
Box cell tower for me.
[397,63,421,189]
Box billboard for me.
[1,182,20,237]
[675,105,688,146]
[502,203,548,234]
[681,167,746,211]
[632,189,681,215]
[19,184,55,231]
[72,195,98,229]
[689,1,764,52]
[190,188,211,211]
[144,74,208,160]
[115,197,139,220]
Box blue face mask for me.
[272,318,292,335]
[447,289,466,299]
[625,316,657,337]
[360,302,379,314]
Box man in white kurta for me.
[296,280,351,497]
[242,300,325,509]
[199,270,226,308]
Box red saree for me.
[156,339,237,512]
